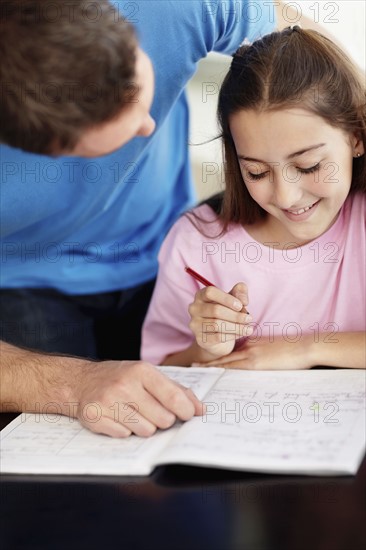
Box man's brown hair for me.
[0,0,138,154]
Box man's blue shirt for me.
[0,0,275,293]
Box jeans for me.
[0,279,156,361]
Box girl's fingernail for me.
[191,362,201,367]
[233,300,242,310]
[246,326,254,335]
[246,314,253,322]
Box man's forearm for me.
[0,340,89,416]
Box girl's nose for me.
[272,171,302,210]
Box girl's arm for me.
[308,331,365,369]
[161,341,227,366]
[141,212,252,365]
[191,332,366,370]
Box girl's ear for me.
[351,132,365,156]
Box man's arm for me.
[0,341,204,437]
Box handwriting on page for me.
[156,366,224,400]
[161,370,366,469]
[1,415,155,458]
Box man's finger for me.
[79,415,132,438]
[175,383,206,416]
[143,369,202,421]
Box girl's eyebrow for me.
[238,143,326,163]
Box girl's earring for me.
[356,152,361,157]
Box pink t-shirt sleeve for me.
[141,216,201,364]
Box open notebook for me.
[1,367,365,476]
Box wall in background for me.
[187,0,366,201]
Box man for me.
[0,0,320,437]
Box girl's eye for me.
[298,163,320,174]
[246,163,320,181]
[247,172,268,181]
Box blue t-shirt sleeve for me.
[136,0,277,113]
[135,1,276,72]
[201,0,277,55]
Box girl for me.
[141,27,366,370]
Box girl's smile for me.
[282,199,321,221]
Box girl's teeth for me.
[288,203,316,215]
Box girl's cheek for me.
[318,165,338,190]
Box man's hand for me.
[74,360,205,437]
[0,341,205,438]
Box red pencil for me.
[184,266,215,287]
[184,266,249,313]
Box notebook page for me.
[157,366,225,400]
[157,369,366,475]
[0,367,223,475]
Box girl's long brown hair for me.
[190,27,366,236]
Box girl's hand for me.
[188,282,253,358]
[192,334,313,370]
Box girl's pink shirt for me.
[141,193,366,365]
